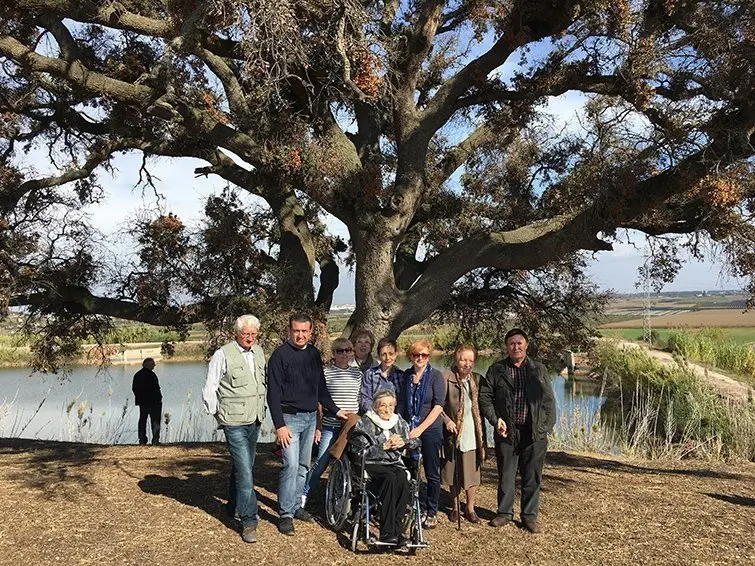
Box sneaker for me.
[278,517,295,536]
[422,515,438,529]
[241,524,257,543]
[294,508,314,522]
[522,518,542,533]
[489,514,512,527]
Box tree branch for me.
[9,285,203,326]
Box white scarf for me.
[365,410,399,441]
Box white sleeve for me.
[202,348,226,415]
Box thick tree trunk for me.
[344,228,403,341]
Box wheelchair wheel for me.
[350,516,360,552]
[325,457,352,531]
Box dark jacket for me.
[132,368,162,406]
[266,340,339,429]
[479,357,556,445]
[349,413,421,468]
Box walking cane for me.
[454,431,462,531]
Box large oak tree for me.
[1,1,754,368]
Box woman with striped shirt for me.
[303,337,362,506]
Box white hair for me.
[372,388,397,411]
[234,314,260,333]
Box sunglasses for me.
[334,348,353,354]
[412,352,430,359]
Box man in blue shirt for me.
[267,313,349,536]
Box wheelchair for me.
[324,431,430,553]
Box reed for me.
[588,340,755,462]
[667,328,755,385]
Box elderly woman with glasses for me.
[401,339,447,528]
[303,337,362,507]
[350,389,420,546]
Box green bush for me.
[667,328,755,382]
[593,340,755,462]
[97,326,181,345]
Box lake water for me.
[0,355,604,445]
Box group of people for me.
[195,313,556,545]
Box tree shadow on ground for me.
[704,492,755,507]
[0,438,104,498]
[546,451,744,480]
[137,446,282,530]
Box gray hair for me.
[234,314,260,333]
[372,388,397,411]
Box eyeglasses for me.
[334,348,353,354]
[239,332,258,339]
[412,352,430,359]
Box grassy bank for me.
[587,341,755,462]
[599,326,755,345]
[598,327,755,387]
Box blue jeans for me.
[304,424,341,497]
[419,425,443,517]
[279,411,317,518]
[224,423,261,527]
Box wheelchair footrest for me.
[406,542,430,549]
[368,538,397,547]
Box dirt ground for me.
[0,440,753,566]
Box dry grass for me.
[602,309,755,329]
[0,440,753,565]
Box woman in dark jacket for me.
[350,389,420,545]
[401,339,446,528]
[441,344,486,523]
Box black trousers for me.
[365,464,411,539]
[138,403,162,445]
[495,427,548,520]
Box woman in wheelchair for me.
[349,389,421,546]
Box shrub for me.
[590,340,755,462]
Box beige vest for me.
[216,342,266,426]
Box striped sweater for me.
[322,364,362,427]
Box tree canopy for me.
[1,1,754,369]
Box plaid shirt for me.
[509,360,529,426]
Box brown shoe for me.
[464,508,480,524]
[522,518,542,533]
[448,509,460,523]
[489,514,512,527]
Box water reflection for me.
[0,355,604,445]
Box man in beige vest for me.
[202,314,267,543]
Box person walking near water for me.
[479,328,556,533]
[132,357,162,446]
[202,314,267,543]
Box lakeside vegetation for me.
[599,326,755,346]
[585,341,755,462]
[598,327,755,388]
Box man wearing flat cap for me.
[479,328,556,533]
